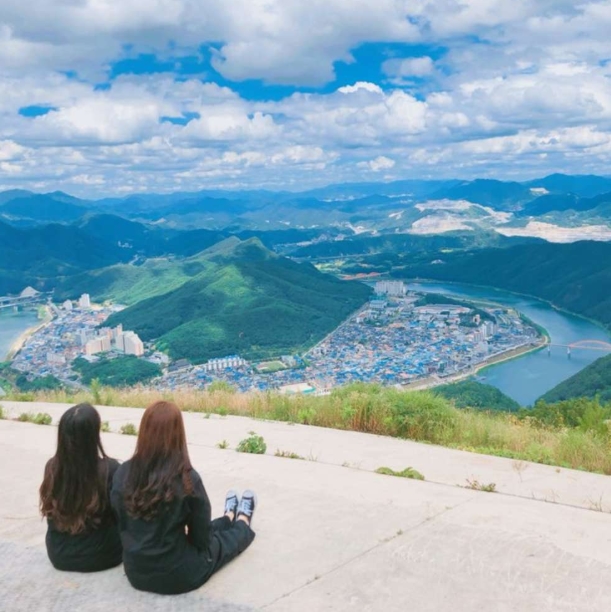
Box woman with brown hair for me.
[40,403,122,572]
[110,401,256,595]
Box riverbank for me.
[5,308,53,361]
[403,337,548,392]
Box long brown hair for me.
[124,401,193,520]
[39,403,109,534]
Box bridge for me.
[547,340,611,358]
[0,288,46,311]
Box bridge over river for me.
[547,340,611,357]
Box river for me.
[405,282,611,406]
[0,309,40,361]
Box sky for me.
[1,1,611,196]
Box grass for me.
[375,466,425,480]
[17,412,52,425]
[465,479,497,493]
[0,404,4,420]
[275,449,305,460]
[101,421,111,433]
[216,439,230,449]
[9,383,611,475]
[236,432,267,454]
[120,423,138,436]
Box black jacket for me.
[110,461,221,594]
[45,457,122,572]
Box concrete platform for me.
[1,401,611,611]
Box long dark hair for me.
[39,403,109,534]
[124,401,193,520]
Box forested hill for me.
[540,354,611,404]
[106,238,372,363]
[405,241,611,327]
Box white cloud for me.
[358,156,396,171]
[1,2,611,193]
[383,56,435,80]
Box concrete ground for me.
[1,401,611,611]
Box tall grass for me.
[8,383,611,475]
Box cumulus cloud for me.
[0,1,611,193]
[358,156,396,172]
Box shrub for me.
[120,423,138,436]
[465,479,496,492]
[375,466,425,480]
[17,412,52,425]
[236,432,267,454]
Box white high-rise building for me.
[62,300,73,311]
[374,280,407,297]
[79,293,91,309]
[122,332,144,356]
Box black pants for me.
[206,516,256,579]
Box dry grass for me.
[9,383,611,475]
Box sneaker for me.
[224,490,239,521]
[237,489,257,526]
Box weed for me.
[465,479,496,493]
[512,460,528,482]
[236,432,267,454]
[17,412,52,425]
[0,404,4,420]
[588,496,606,512]
[218,406,228,417]
[120,423,138,436]
[203,413,211,419]
[101,421,111,433]
[274,449,305,460]
[375,466,425,481]
[216,439,230,450]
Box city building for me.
[122,332,144,356]
[375,281,407,297]
[62,300,73,311]
[79,294,91,309]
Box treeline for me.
[72,356,161,387]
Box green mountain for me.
[53,245,223,305]
[431,179,534,210]
[405,241,611,327]
[0,194,88,223]
[540,354,611,404]
[525,174,611,198]
[106,238,372,362]
[0,221,130,294]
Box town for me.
[9,282,542,394]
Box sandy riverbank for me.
[5,308,53,361]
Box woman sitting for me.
[39,403,122,572]
[111,400,256,595]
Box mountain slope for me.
[525,174,611,198]
[106,238,372,362]
[405,241,611,327]
[0,221,131,294]
[431,179,534,210]
[540,354,611,404]
[0,194,88,223]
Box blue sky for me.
[0,1,610,196]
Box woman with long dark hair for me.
[39,403,122,572]
[111,401,256,595]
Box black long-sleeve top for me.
[110,461,219,594]
[45,457,122,572]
